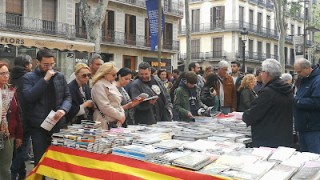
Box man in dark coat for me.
[10,55,33,180]
[243,59,293,148]
[294,58,320,153]
[23,49,71,167]
[130,62,172,125]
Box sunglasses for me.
[81,73,91,78]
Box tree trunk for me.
[272,0,287,73]
[184,0,191,71]
[80,0,109,54]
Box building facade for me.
[0,0,183,78]
[178,0,315,73]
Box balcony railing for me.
[238,51,280,61]
[111,0,183,17]
[101,30,179,51]
[179,51,224,61]
[0,13,75,38]
[180,21,298,44]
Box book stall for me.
[27,113,320,180]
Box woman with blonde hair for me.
[91,62,125,129]
[66,63,94,124]
[237,74,257,112]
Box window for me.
[257,12,262,33]
[266,43,271,58]
[266,15,271,35]
[257,41,262,59]
[42,0,57,32]
[212,37,222,58]
[6,0,23,28]
[239,6,244,28]
[75,3,86,38]
[211,6,225,29]
[290,48,294,65]
[103,10,115,42]
[163,23,173,49]
[249,10,254,31]
[274,45,278,59]
[291,24,295,35]
[239,38,244,58]
[125,14,136,45]
[192,9,200,32]
[249,40,254,59]
[191,39,200,59]
[298,26,301,35]
[145,18,150,47]
[285,47,288,64]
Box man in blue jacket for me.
[294,58,320,153]
[23,49,71,167]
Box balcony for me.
[101,30,179,51]
[179,51,224,61]
[111,0,183,17]
[238,51,281,61]
[0,13,75,39]
[258,0,266,7]
[180,21,301,44]
[266,2,274,10]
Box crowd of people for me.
[0,48,320,179]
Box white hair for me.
[262,59,282,78]
[218,60,229,68]
[280,73,292,82]
[294,58,311,69]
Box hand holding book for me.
[123,93,149,110]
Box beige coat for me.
[91,78,125,129]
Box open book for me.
[143,95,158,102]
[130,93,149,104]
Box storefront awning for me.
[0,32,95,52]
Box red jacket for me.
[8,91,23,140]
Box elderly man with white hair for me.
[280,73,293,85]
[294,58,320,154]
[216,60,237,113]
[243,59,293,148]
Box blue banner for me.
[146,0,165,51]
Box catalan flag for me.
[26,146,228,180]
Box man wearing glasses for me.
[294,58,320,154]
[23,49,71,168]
[242,59,293,148]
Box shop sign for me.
[0,36,24,45]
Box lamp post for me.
[240,28,248,73]
[303,0,309,59]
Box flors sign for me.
[0,37,24,45]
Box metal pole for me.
[242,41,246,73]
[303,0,307,58]
[157,0,162,70]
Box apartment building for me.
[178,0,315,73]
[0,0,183,78]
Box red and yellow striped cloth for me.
[26,146,229,180]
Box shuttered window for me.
[210,6,225,29]
[6,0,23,15]
[42,0,56,22]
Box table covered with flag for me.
[26,146,228,180]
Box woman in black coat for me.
[237,74,257,112]
[66,63,94,124]
[200,73,219,107]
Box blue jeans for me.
[30,128,52,167]
[11,132,31,179]
[298,131,320,154]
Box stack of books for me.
[112,145,165,161]
[291,161,320,180]
[172,153,213,170]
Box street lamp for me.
[303,0,309,59]
[240,28,248,73]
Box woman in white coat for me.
[91,62,125,130]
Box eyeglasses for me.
[81,73,91,78]
[43,63,56,67]
[0,71,9,76]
